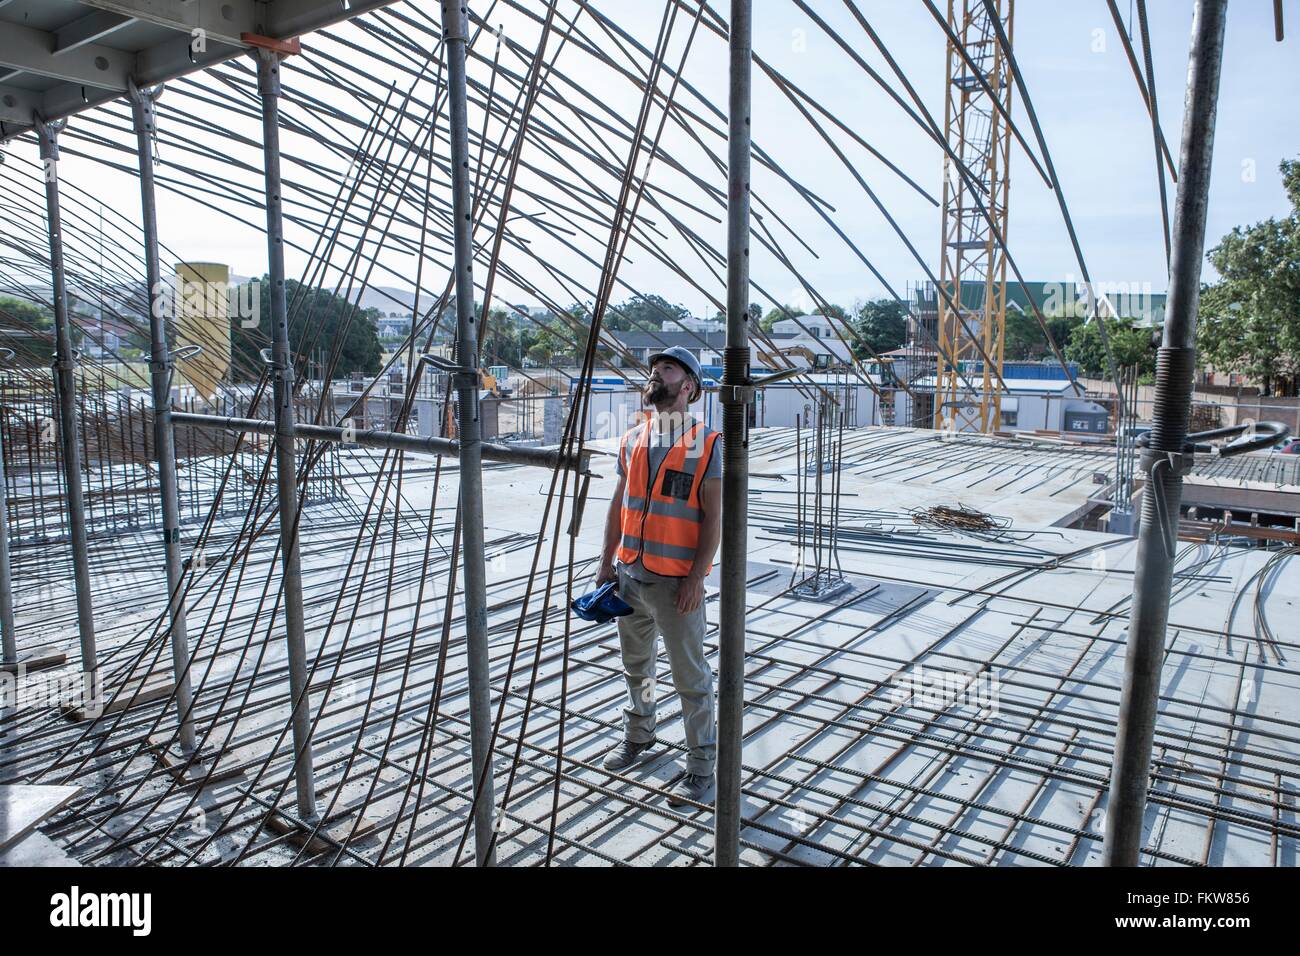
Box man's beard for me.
[643,378,682,407]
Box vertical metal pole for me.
[0,397,15,665]
[1102,0,1228,867]
[256,49,317,821]
[35,121,97,675]
[0,371,10,746]
[130,85,197,752]
[441,0,497,867]
[716,0,752,868]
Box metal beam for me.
[77,0,256,47]
[0,86,42,128]
[0,21,133,91]
[55,11,137,54]
[133,37,245,86]
[79,0,399,45]
[267,0,401,38]
[1,1,399,139]
[170,413,592,473]
[716,0,753,868]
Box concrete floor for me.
[2,425,1296,865]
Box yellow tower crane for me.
[934,0,1015,434]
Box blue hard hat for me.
[571,580,634,625]
[646,345,704,403]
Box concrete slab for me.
[0,830,81,867]
[0,784,80,854]
[5,425,1299,867]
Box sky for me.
[5,0,1298,320]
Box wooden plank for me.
[146,735,247,790]
[62,670,174,722]
[0,645,67,674]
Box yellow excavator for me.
[756,344,826,370]
[480,368,513,397]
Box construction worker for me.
[595,345,722,808]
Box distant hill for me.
[341,285,420,314]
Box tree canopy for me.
[1004,307,1082,362]
[1195,157,1300,396]
[605,294,690,332]
[0,296,55,365]
[1065,316,1157,378]
[0,296,52,332]
[760,304,805,332]
[231,278,383,381]
[851,298,907,357]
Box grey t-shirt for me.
[616,418,721,583]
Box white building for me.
[765,314,855,368]
[661,316,724,334]
[574,373,880,441]
[898,378,1111,435]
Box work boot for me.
[666,772,715,808]
[603,738,655,771]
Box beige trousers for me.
[615,564,716,776]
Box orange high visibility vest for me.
[617,420,720,577]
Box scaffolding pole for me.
[442,0,497,867]
[255,48,318,822]
[130,83,197,752]
[716,0,753,868]
[35,120,97,675]
[0,388,14,665]
[1102,0,1228,867]
[170,412,589,472]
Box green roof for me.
[915,280,1166,323]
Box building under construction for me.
[0,0,1296,878]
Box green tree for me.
[1045,313,1085,358]
[528,322,574,366]
[1065,317,1157,378]
[0,296,53,331]
[761,304,805,332]
[1195,157,1300,396]
[480,309,530,367]
[0,296,55,366]
[1004,308,1033,361]
[606,294,690,332]
[1003,306,1083,361]
[851,298,907,357]
[231,278,383,381]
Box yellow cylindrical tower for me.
[173,261,233,402]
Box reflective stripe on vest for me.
[616,420,719,577]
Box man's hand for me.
[676,572,705,614]
[595,561,618,587]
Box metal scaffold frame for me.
[934,0,1014,435]
[0,0,1292,872]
